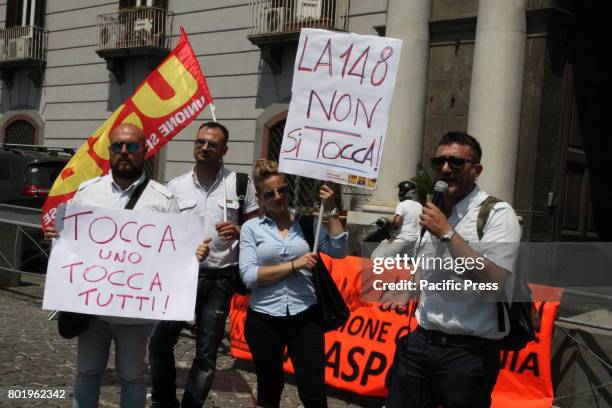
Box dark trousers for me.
[149,269,234,408]
[244,306,327,408]
[386,327,501,408]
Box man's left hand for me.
[216,221,240,241]
[420,202,452,238]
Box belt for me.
[198,265,237,278]
[416,326,496,348]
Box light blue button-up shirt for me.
[239,215,348,317]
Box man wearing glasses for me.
[44,124,180,407]
[149,122,258,408]
[386,132,521,408]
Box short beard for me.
[112,165,143,180]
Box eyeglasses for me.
[194,139,220,150]
[430,156,479,171]
[262,185,289,200]
[110,142,141,154]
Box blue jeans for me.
[73,317,150,408]
[149,269,234,408]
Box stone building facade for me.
[1,0,609,241]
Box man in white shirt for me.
[148,122,258,408]
[393,180,422,244]
[386,132,521,408]
[44,124,180,408]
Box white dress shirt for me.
[167,166,258,269]
[416,184,521,339]
[71,172,179,213]
[394,199,423,243]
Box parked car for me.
[0,144,74,208]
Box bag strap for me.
[125,177,150,210]
[476,195,501,241]
[497,302,506,332]
[236,172,249,225]
[298,214,315,251]
[475,195,508,333]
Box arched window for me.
[266,117,286,162]
[4,119,36,145]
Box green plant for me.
[410,164,434,205]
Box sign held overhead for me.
[279,28,403,189]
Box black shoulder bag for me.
[298,215,349,332]
[58,177,150,339]
[478,196,540,351]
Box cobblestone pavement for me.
[0,275,385,408]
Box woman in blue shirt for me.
[239,159,347,408]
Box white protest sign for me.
[42,204,204,321]
[279,28,403,189]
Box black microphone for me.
[420,180,449,239]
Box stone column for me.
[467,0,526,204]
[356,0,432,223]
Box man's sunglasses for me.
[430,156,479,171]
[194,139,220,150]
[262,185,289,200]
[110,142,141,154]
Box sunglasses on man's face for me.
[194,139,220,150]
[430,156,479,171]
[262,185,289,200]
[110,142,141,154]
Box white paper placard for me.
[42,204,204,321]
[279,28,403,189]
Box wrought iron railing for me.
[0,26,48,63]
[249,0,349,36]
[96,7,173,51]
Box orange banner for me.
[41,28,212,228]
[229,256,560,407]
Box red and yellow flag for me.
[42,28,212,228]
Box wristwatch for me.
[323,207,339,218]
[439,229,455,243]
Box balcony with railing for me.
[248,0,349,43]
[248,0,348,73]
[0,26,48,63]
[95,6,173,82]
[0,26,48,87]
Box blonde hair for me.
[252,159,283,191]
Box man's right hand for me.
[294,252,318,271]
[43,226,59,242]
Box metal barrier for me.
[0,204,49,283]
